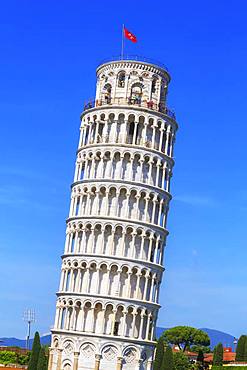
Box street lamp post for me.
[23,309,35,350]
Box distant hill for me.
[0,335,51,348]
[200,328,236,349]
[0,328,236,350]
[156,327,236,350]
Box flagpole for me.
[121,24,124,60]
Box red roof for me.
[171,345,237,364]
[0,367,27,370]
[204,351,236,363]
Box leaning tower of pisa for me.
[48,57,178,370]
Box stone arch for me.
[118,112,125,121]
[52,336,60,348]
[101,343,119,362]
[103,304,114,335]
[79,342,96,360]
[123,346,139,365]
[62,362,72,370]
[117,70,126,87]
[62,339,75,357]
[102,83,112,103]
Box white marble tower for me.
[48,58,178,370]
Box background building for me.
[48,57,178,370]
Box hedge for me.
[212,367,247,370]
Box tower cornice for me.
[50,329,156,346]
[80,104,178,129]
[60,253,166,272]
[76,143,175,166]
[66,215,169,236]
[96,59,171,82]
[71,179,172,200]
[56,292,161,309]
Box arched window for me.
[128,115,135,143]
[113,321,120,335]
[61,308,66,329]
[130,83,143,105]
[98,122,104,137]
[118,71,125,87]
[80,164,85,180]
[151,78,157,94]
[129,122,135,142]
[71,233,76,251]
[75,200,80,215]
[103,83,112,104]
[84,127,89,145]
[65,271,71,291]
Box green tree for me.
[161,346,174,370]
[43,345,49,357]
[153,337,165,370]
[173,351,191,370]
[28,332,41,370]
[0,351,18,365]
[212,346,217,364]
[18,352,31,365]
[244,337,247,362]
[213,343,223,366]
[37,347,47,370]
[163,326,210,352]
[236,335,247,362]
[197,349,204,363]
[190,345,211,353]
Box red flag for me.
[124,27,137,43]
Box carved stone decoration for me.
[53,338,59,348]
[141,351,147,362]
[64,341,74,355]
[123,347,137,363]
[80,343,95,359]
[130,70,138,76]
[102,345,118,361]
[63,363,71,370]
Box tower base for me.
[49,332,154,370]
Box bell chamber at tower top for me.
[83,60,176,120]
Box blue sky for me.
[1,0,247,339]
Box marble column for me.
[146,360,153,370]
[56,349,63,370]
[116,357,123,370]
[47,348,54,370]
[73,352,79,370]
[94,354,101,370]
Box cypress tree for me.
[217,343,223,365]
[28,332,41,370]
[212,346,217,364]
[153,337,165,370]
[37,347,47,370]
[236,335,246,362]
[161,346,174,370]
[197,349,204,363]
[213,343,223,366]
[244,336,247,362]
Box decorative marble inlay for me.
[102,346,118,361]
[124,348,137,363]
[81,343,95,359]
[64,342,74,355]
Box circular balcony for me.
[83,97,176,120]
